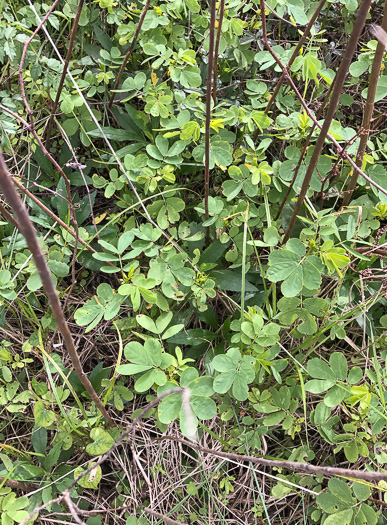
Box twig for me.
[156,436,387,483]
[0,154,113,426]
[0,203,19,228]
[45,0,85,146]
[341,15,387,207]
[108,0,151,109]
[281,0,373,241]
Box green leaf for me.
[307,358,336,381]
[74,463,102,489]
[324,509,353,525]
[86,428,115,455]
[158,392,182,424]
[267,244,323,297]
[352,482,370,501]
[329,352,348,381]
[348,366,362,384]
[136,314,158,334]
[123,339,162,367]
[191,396,216,419]
[34,401,55,428]
[304,379,335,393]
[323,385,346,407]
[213,349,255,401]
[162,324,184,339]
[344,440,358,462]
[317,492,347,513]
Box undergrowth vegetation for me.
[0,0,387,523]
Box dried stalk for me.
[341,14,387,207]
[45,0,85,146]
[283,0,373,242]
[108,0,151,109]
[205,0,217,237]
[0,154,114,426]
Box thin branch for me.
[45,0,85,146]
[108,0,151,109]
[281,0,373,242]
[341,15,387,207]
[0,154,114,426]
[157,436,387,483]
[0,202,19,228]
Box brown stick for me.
[0,203,19,228]
[45,0,85,146]
[0,154,114,426]
[108,0,151,109]
[157,436,387,483]
[212,0,226,104]
[205,0,217,239]
[283,0,373,242]
[341,15,387,207]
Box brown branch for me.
[0,203,19,228]
[282,0,373,242]
[0,476,36,492]
[156,436,387,483]
[205,0,217,240]
[45,0,85,146]
[341,15,387,207]
[212,0,226,104]
[0,154,113,426]
[108,0,151,109]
